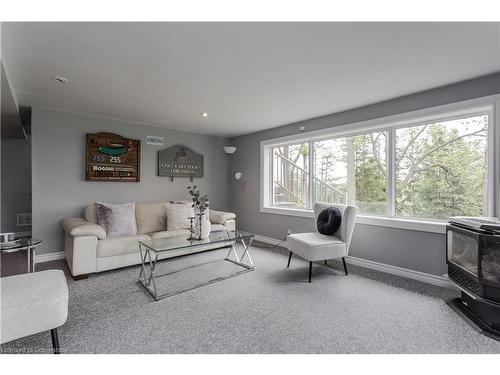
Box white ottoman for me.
[1,269,68,353]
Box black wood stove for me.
[446,216,500,341]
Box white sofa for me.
[62,201,236,279]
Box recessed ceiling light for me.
[51,75,69,83]
[200,112,208,117]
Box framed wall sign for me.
[86,132,141,182]
[158,145,203,181]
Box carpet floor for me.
[2,244,500,354]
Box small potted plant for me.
[187,185,210,239]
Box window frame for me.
[271,142,312,209]
[260,95,500,234]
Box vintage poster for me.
[86,133,140,182]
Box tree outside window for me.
[268,113,489,221]
[395,115,488,220]
[313,132,387,215]
[272,143,310,209]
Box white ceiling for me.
[2,22,499,137]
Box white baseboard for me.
[254,234,288,247]
[253,234,453,289]
[35,251,65,264]
[345,256,453,288]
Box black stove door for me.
[447,225,480,277]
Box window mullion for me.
[387,129,396,217]
[490,102,500,217]
[269,147,274,207]
[308,140,314,210]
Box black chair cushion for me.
[316,207,342,236]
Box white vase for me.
[196,209,211,240]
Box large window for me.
[395,115,488,220]
[312,132,387,215]
[262,102,496,226]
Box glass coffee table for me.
[137,230,254,300]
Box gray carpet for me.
[2,244,500,354]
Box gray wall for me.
[229,72,500,276]
[32,108,229,255]
[1,135,31,232]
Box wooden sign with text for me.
[86,132,141,182]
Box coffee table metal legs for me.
[32,246,36,273]
[225,237,254,269]
[138,238,254,301]
[138,244,160,300]
[26,246,36,273]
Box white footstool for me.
[1,269,68,353]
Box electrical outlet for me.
[287,229,292,235]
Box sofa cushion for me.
[96,202,137,237]
[166,201,194,230]
[224,219,236,232]
[149,229,190,240]
[210,224,225,232]
[97,234,150,257]
[136,202,168,234]
[287,232,346,262]
[210,209,236,224]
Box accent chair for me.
[286,203,357,282]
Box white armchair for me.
[286,203,357,282]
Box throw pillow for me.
[316,207,342,236]
[135,202,168,234]
[96,202,137,237]
[166,201,195,230]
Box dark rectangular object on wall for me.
[158,145,203,179]
[86,132,140,182]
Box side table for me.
[0,238,43,273]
